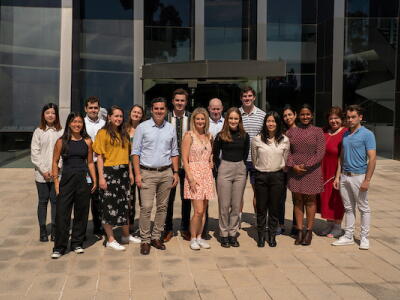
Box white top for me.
[209,117,224,139]
[31,126,63,183]
[85,116,105,163]
[251,134,290,172]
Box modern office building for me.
[1,0,399,167]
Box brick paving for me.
[0,159,399,299]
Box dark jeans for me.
[165,169,192,232]
[129,183,141,227]
[53,172,90,253]
[254,170,284,234]
[35,181,57,226]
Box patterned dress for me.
[319,128,347,220]
[286,125,325,195]
[184,132,215,200]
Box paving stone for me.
[166,289,200,300]
[329,283,376,299]
[232,286,271,300]
[161,271,196,291]
[193,270,229,290]
[198,287,236,299]
[97,271,130,292]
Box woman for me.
[93,106,135,251]
[31,103,63,242]
[126,105,145,240]
[252,111,289,247]
[286,104,325,246]
[319,107,347,238]
[182,108,215,250]
[282,105,297,236]
[51,112,96,258]
[213,108,249,248]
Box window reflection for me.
[268,0,316,25]
[145,0,192,27]
[346,0,398,18]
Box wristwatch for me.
[173,170,179,174]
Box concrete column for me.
[257,0,267,110]
[332,0,345,107]
[194,0,205,60]
[58,0,73,125]
[133,0,144,105]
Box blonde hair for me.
[190,107,210,136]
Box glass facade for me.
[144,0,193,63]
[266,0,317,112]
[205,0,257,60]
[0,1,61,167]
[343,0,398,157]
[77,0,133,112]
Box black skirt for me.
[101,165,130,226]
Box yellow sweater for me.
[92,129,130,166]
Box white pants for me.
[340,174,370,239]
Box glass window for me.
[145,0,192,27]
[144,27,192,63]
[205,0,249,27]
[205,28,249,60]
[346,0,398,18]
[79,0,133,112]
[268,0,317,25]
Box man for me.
[208,98,224,139]
[163,89,192,242]
[332,105,376,250]
[132,97,179,255]
[239,87,266,216]
[84,96,106,240]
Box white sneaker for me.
[51,251,62,259]
[359,237,369,250]
[190,238,200,250]
[121,235,141,244]
[332,236,355,246]
[106,240,126,251]
[73,247,84,254]
[197,238,210,249]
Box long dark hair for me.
[39,103,62,131]
[219,107,246,142]
[260,111,284,144]
[282,104,297,131]
[103,105,129,148]
[60,112,89,158]
[126,104,145,133]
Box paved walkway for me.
[0,159,400,299]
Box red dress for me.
[319,128,347,220]
[286,125,325,195]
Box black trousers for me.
[35,181,57,226]
[165,169,192,232]
[53,172,90,253]
[90,163,102,234]
[278,172,288,226]
[254,170,284,234]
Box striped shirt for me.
[239,106,266,161]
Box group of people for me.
[30,87,376,259]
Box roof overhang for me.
[142,60,286,79]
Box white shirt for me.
[85,116,105,163]
[251,134,290,172]
[31,126,63,183]
[209,117,224,138]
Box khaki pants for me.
[217,160,247,237]
[139,169,173,243]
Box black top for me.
[62,139,88,174]
[213,130,250,166]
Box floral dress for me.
[184,132,215,200]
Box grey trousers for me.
[217,160,247,237]
[139,168,173,243]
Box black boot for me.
[268,230,277,247]
[228,236,240,247]
[294,229,304,245]
[257,232,265,247]
[40,225,48,242]
[50,224,56,242]
[220,237,230,248]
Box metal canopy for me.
[142,60,286,79]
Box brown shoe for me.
[294,230,304,245]
[181,231,191,241]
[151,239,166,250]
[140,243,151,255]
[302,230,313,246]
[163,231,173,243]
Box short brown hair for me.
[172,88,188,100]
[240,86,256,97]
[326,106,343,121]
[85,96,100,107]
[346,104,363,116]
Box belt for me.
[342,171,364,177]
[140,165,171,172]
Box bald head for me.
[208,98,223,122]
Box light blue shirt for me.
[209,117,224,138]
[342,126,376,174]
[132,118,179,168]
